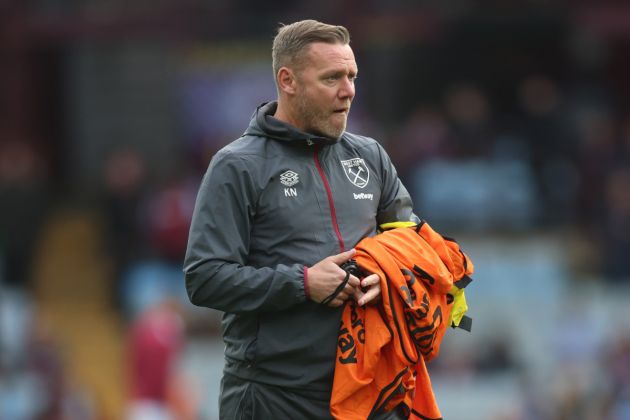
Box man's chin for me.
[322,131,345,141]
[324,121,348,140]
[309,126,345,141]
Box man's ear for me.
[277,67,297,95]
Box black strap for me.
[453,315,473,332]
[410,408,443,420]
[320,271,351,306]
[414,219,426,233]
[454,274,473,289]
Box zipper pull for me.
[306,138,314,146]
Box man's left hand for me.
[354,273,380,306]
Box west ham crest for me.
[341,158,370,188]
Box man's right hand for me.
[306,249,361,307]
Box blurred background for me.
[1,0,630,419]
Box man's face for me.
[292,42,357,139]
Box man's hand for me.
[354,273,381,306]
[307,249,361,307]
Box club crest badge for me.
[280,170,299,187]
[341,158,369,188]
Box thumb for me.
[328,248,356,265]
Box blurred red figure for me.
[145,177,196,263]
[126,299,195,420]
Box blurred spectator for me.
[143,172,197,264]
[101,147,149,308]
[0,140,50,287]
[0,286,32,369]
[0,287,93,419]
[516,75,578,225]
[0,287,41,420]
[599,164,630,281]
[126,298,196,420]
[603,332,630,420]
[574,107,618,226]
[474,336,519,374]
[443,83,496,158]
[620,113,630,160]
[26,317,67,419]
[389,105,453,185]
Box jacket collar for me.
[244,101,340,146]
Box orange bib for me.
[330,222,474,420]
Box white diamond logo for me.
[280,170,299,187]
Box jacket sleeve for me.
[183,150,307,314]
[375,143,421,226]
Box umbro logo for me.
[280,170,299,197]
[280,170,299,187]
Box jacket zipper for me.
[313,145,345,252]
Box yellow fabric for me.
[448,286,468,328]
[379,221,419,231]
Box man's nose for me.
[338,77,355,100]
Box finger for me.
[347,274,360,288]
[353,287,365,301]
[322,294,339,307]
[336,290,351,302]
[328,248,356,265]
[358,284,381,306]
[360,274,380,288]
[342,284,357,299]
[328,297,345,308]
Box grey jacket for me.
[184,101,419,393]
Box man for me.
[184,20,419,419]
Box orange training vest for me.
[330,222,474,420]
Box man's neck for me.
[273,99,302,131]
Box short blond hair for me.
[272,20,350,82]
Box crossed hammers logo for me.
[341,158,369,188]
[348,166,367,185]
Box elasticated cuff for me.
[303,265,310,300]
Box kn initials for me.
[284,188,298,197]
